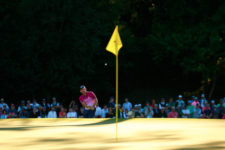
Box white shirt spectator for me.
[67,112,77,118]
[182,109,190,118]
[47,110,57,118]
[95,106,102,117]
[101,108,108,118]
[123,102,132,112]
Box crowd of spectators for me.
[0,94,225,119]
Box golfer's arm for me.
[94,98,98,107]
[81,102,88,108]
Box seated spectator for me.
[95,104,102,118]
[144,106,154,118]
[0,110,8,119]
[203,105,212,118]
[193,104,202,118]
[107,97,115,110]
[168,107,178,118]
[182,105,190,118]
[153,104,160,118]
[123,109,129,119]
[187,101,194,118]
[122,98,132,112]
[40,107,48,118]
[8,104,17,118]
[159,107,167,118]
[159,98,167,109]
[128,108,135,118]
[176,106,183,118]
[0,98,9,109]
[59,108,67,118]
[192,97,200,108]
[19,108,28,118]
[135,109,144,118]
[67,108,77,118]
[176,95,185,107]
[47,107,57,118]
[106,107,114,118]
[101,105,108,118]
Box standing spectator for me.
[153,104,160,118]
[122,98,132,112]
[18,100,27,113]
[150,99,156,108]
[32,99,39,109]
[51,97,60,115]
[59,108,67,118]
[47,107,57,118]
[95,104,102,118]
[200,94,207,108]
[187,101,194,118]
[192,97,200,108]
[107,97,115,110]
[193,104,202,118]
[67,108,77,118]
[182,105,190,118]
[168,98,176,110]
[79,85,98,118]
[8,104,17,118]
[101,105,108,118]
[159,107,167,118]
[159,98,167,109]
[0,98,9,109]
[41,98,50,110]
[27,100,33,108]
[168,107,178,118]
[176,95,185,107]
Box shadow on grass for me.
[75,118,130,126]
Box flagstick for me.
[116,53,119,142]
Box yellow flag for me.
[106,25,123,56]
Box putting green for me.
[0,118,224,150]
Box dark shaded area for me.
[0,0,224,105]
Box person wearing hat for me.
[0,98,9,110]
[176,95,185,107]
[200,94,208,108]
[79,85,98,118]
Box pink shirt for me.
[79,91,96,108]
[168,111,178,118]
[192,101,200,108]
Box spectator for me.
[159,98,167,109]
[153,104,160,118]
[168,98,176,109]
[18,100,27,113]
[69,100,78,109]
[123,109,129,119]
[59,108,67,118]
[107,97,115,110]
[159,107,167,118]
[210,100,216,110]
[164,106,170,116]
[203,105,212,118]
[217,104,225,118]
[95,104,102,118]
[0,110,8,119]
[3,105,10,114]
[101,105,108,118]
[32,99,39,109]
[0,98,9,109]
[150,99,156,108]
[176,106,183,118]
[41,98,50,110]
[122,98,132,112]
[128,108,135,118]
[200,94,207,108]
[176,95,185,107]
[187,101,194,118]
[182,105,190,118]
[26,104,33,117]
[47,107,57,118]
[168,107,178,118]
[19,108,28,118]
[8,104,17,118]
[217,99,225,108]
[51,97,60,108]
[212,105,220,119]
[106,107,114,118]
[192,97,200,108]
[193,104,202,118]
[27,100,33,108]
[40,107,48,118]
[67,108,77,118]
[144,102,154,118]
[135,109,144,118]
[31,108,39,118]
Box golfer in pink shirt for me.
[79,85,98,118]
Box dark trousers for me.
[84,109,96,118]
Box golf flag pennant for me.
[106,25,123,56]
